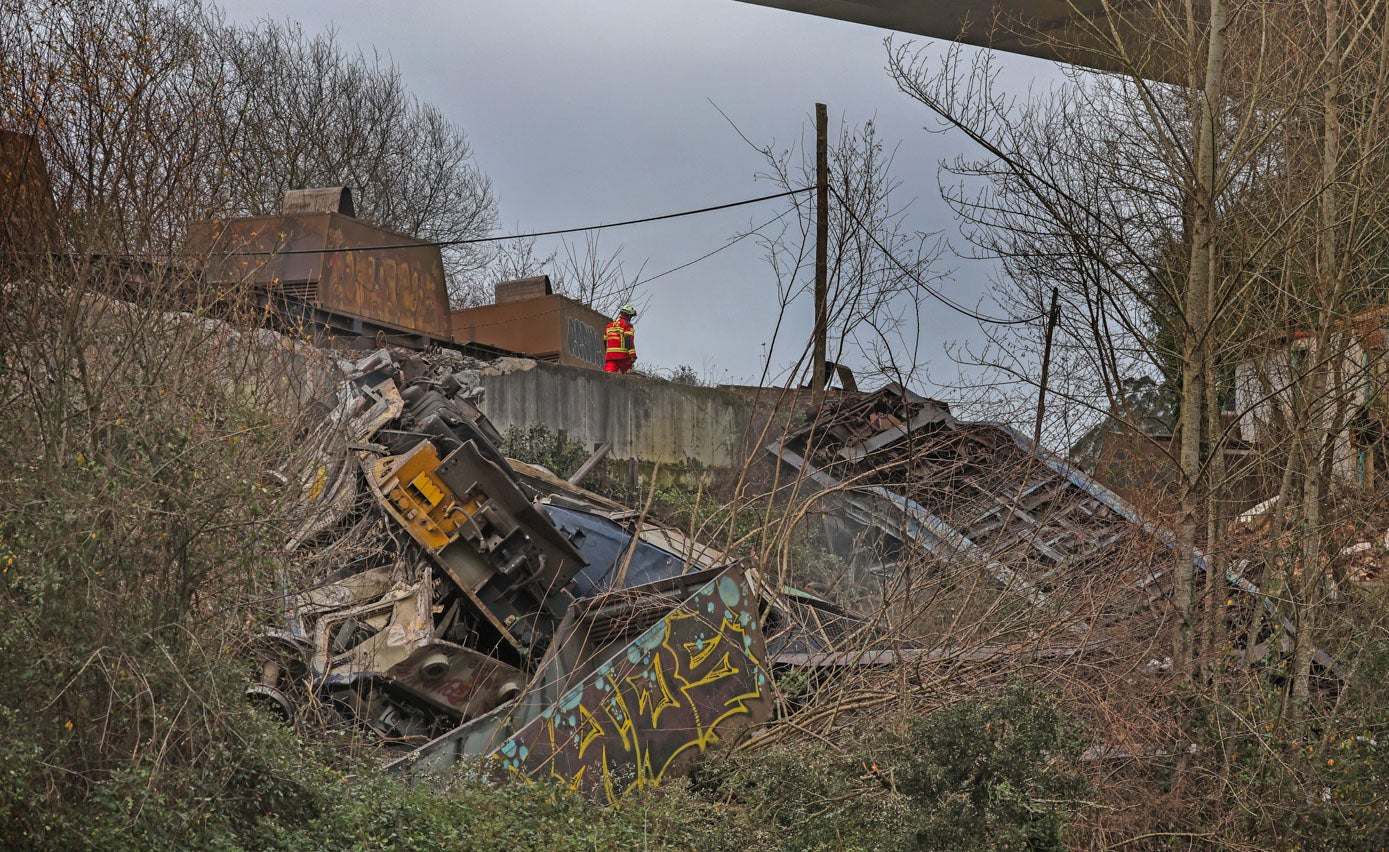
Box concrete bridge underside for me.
[736,0,1155,72]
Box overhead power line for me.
[416,207,799,331]
[8,180,1046,329]
[223,186,817,256]
[828,183,1047,327]
[632,205,796,288]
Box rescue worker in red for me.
[604,304,638,374]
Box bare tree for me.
[477,235,558,304]
[1,0,226,256]
[474,230,646,316]
[745,114,945,388]
[210,19,499,295]
[884,0,1385,682]
[550,231,646,318]
[884,0,1389,840]
[1,0,499,297]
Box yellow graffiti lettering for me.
[550,762,585,792]
[682,633,722,670]
[625,652,680,726]
[600,676,639,752]
[576,704,604,760]
[489,577,771,805]
[600,748,618,803]
[680,650,739,693]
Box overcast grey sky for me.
[217,0,1062,390]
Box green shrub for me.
[899,680,1089,851]
[669,365,703,386]
[688,682,1088,851]
[500,423,590,479]
[1207,635,1389,849]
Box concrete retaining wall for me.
[477,359,753,467]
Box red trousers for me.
[605,359,633,374]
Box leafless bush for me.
[0,238,339,840]
[735,114,945,388]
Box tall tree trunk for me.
[1176,0,1227,681]
[1250,433,1298,659]
[1289,387,1326,719]
[1202,306,1226,681]
[1288,0,1345,720]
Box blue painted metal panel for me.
[547,505,693,596]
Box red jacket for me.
[604,317,635,369]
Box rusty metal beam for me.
[0,131,58,258]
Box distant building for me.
[450,277,611,370]
[1080,304,1389,514]
[1234,307,1389,488]
[1073,376,1261,518]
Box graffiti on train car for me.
[566,316,604,367]
[489,570,771,801]
[320,244,449,338]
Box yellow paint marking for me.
[680,650,739,692]
[305,464,328,502]
[576,704,605,759]
[682,633,723,670]
[600,678,639,752]
[625,653,680,726]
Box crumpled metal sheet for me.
[766,382,1342,679]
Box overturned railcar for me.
[255,350,775,793]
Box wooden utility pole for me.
[1033,287,1061,451]
[812,103,828,403]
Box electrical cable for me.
[455,206,797,330]
[632,204,796,288]
[221,186,817,256]
[9,180,1044,329]
[828,183,1047,327]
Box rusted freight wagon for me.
[187,187,453,345]
[450,276,611,370]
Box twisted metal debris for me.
[254,349,787,797]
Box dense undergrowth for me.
[5,276,1387,849]
[0,282,1090,849]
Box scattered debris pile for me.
[1235,494,1389,587]
[254,361,1343,797]
[255,349,848,798]
[1334,539,1389,586]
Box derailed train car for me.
[254,350,781,795]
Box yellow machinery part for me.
[374,442,481,551]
